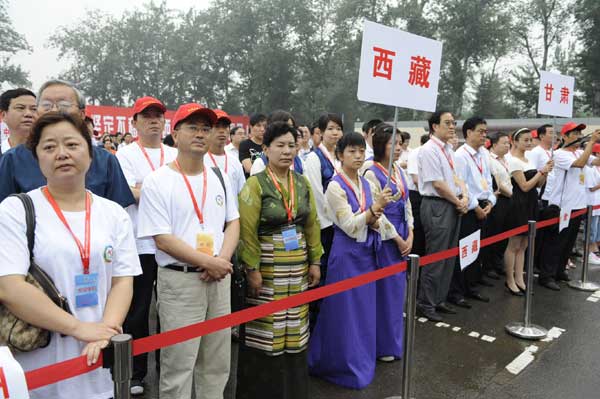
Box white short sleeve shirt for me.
[0,189,141,399]
[544,149,595,210]
[116,143,178,255]
[137,164,240,267]
[204,151,246,202]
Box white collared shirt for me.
[417,135,461,197]
[455,144,496,210]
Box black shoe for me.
[448,297,472,309]
[495,268,506,276]
[556,271,571,282]
[436,302,457,314]
[485,270,501,280]
[478,278,494,287]
[540,279,561,291]
[505,282,524,296]
[466,291,490,302]
[416,306,443,322]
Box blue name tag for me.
[75,273,99,308]
[282,225,299,251]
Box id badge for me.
[481,178,489,191]
[75,273,99,308]
[196,232,214,256]
[282,225,300,251]
[453,174,460,186]
[580,173,585,185]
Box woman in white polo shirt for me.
[0,112,141,399]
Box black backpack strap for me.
[9,193,35,258]
[211,167,228,231]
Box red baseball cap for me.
[213,109,232,124]
[172,103,217,131]
[530,129,538,138]
[593,143,600,153]
[132,96,167,116]
[561,122,586,136]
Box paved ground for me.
[137,247,600,399]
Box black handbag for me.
[0,193,72,352]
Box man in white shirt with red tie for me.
[204,109,246,199]
[115,96,177,395]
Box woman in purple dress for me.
[308,132,396,389]
[364,124,413,362]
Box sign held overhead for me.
[537,70,575,118]
[357,20,443,112]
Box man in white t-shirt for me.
[539,123,600,290]
[225,125,247,160]
[205,109,246,201]
[115,96,178,395]
[138,103,239,399]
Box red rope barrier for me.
[23,206,592,390]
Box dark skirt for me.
[236,346,309,399]
[507,169,539,235]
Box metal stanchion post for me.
[386,255,419,399]
[111,334,133,399]
[569,205,600,291]
[506,221,548,340]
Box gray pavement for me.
[138,252,600,399]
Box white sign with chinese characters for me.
[537,70,575,118]
[0,347,29,399]
[459,229,481,270]
[559,207,572,233]
[357,20,443,112]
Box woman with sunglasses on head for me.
[504,128,552,295]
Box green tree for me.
[575,0,600,115]
[0,0,31,86]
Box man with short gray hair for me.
[0,80,135,206]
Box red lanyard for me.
[43,187,91,274]
[174,159,207,225]
[137,142,164,171]
[208,152,228,174]
[319,144,341,175]
[267,167,295,222]
[338,173,367,212]
[373,162,406,199]
[463,147,483,175]
[432,139,455,170]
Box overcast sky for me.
[6,0,210,91]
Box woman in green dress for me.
[236,121,323,399]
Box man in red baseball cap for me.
[117,95,177,395]
[137,103,238,399]
[538,122,600,291]
[205,109,246,198]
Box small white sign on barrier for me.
[0,347,29,399]
[537,70,575,118]
[459,229,481,270]
[559,207,572,232]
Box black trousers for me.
[538,206,583,282]
[409,190,426,256]
[481,196,511,273]
[448,209,485,301]
[123,254,158,381]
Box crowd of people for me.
[0,80,598,399]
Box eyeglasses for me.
[185,126,212,134]
[38,100,76,112]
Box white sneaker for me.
[588,253,600,265]
[131,380,144,396]
[378,356,395,362]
